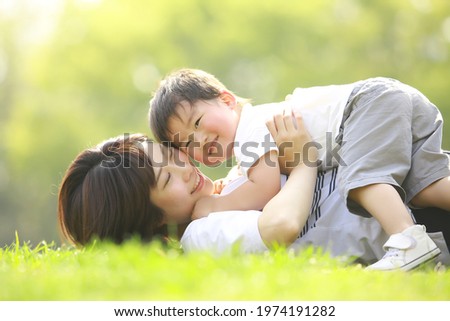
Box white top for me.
[181,169,450,265]
[233,83,355,176]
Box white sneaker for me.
[366,225,441,271]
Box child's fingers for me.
[265,117,278,138]
[283,111,296,132]
[273,113,288,136]
[292,111,313,141]
[292,111,306,132]
[267,107,305,141]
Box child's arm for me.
[191,151,280,220]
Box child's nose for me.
[195,132,208,145]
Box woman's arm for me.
[258,111,318,247]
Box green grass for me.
[1,234,449,301]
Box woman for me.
[58,114,450,266]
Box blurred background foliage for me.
[0,0,449,246]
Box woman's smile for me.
[191,168,204,194]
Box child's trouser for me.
[336,77,450,217]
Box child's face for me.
[167,93,240,166]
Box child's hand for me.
[213,179,227,194]
[191,195,220,220]
[266,109,317,175]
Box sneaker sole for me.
[400,247,441,271]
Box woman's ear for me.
[219,90,237,109]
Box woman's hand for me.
[265,109,317,175]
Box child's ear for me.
[219,90,237,109]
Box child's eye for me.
[194,117,201,129]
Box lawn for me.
[1,234,449,301]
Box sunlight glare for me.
[443,17,450,43]
[0,49,7,85]
[410,0,432,13]
[132,64,161,94]
[0,0,64,46]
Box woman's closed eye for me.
[163,148,175,188]
[156,146,174,189]
[163,172,171,188]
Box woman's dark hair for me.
[58,133,166,245]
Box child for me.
[149,68,450,271]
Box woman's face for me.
[148,143,214,224]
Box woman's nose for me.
[172,153,192,182]
[180,163,191,182]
